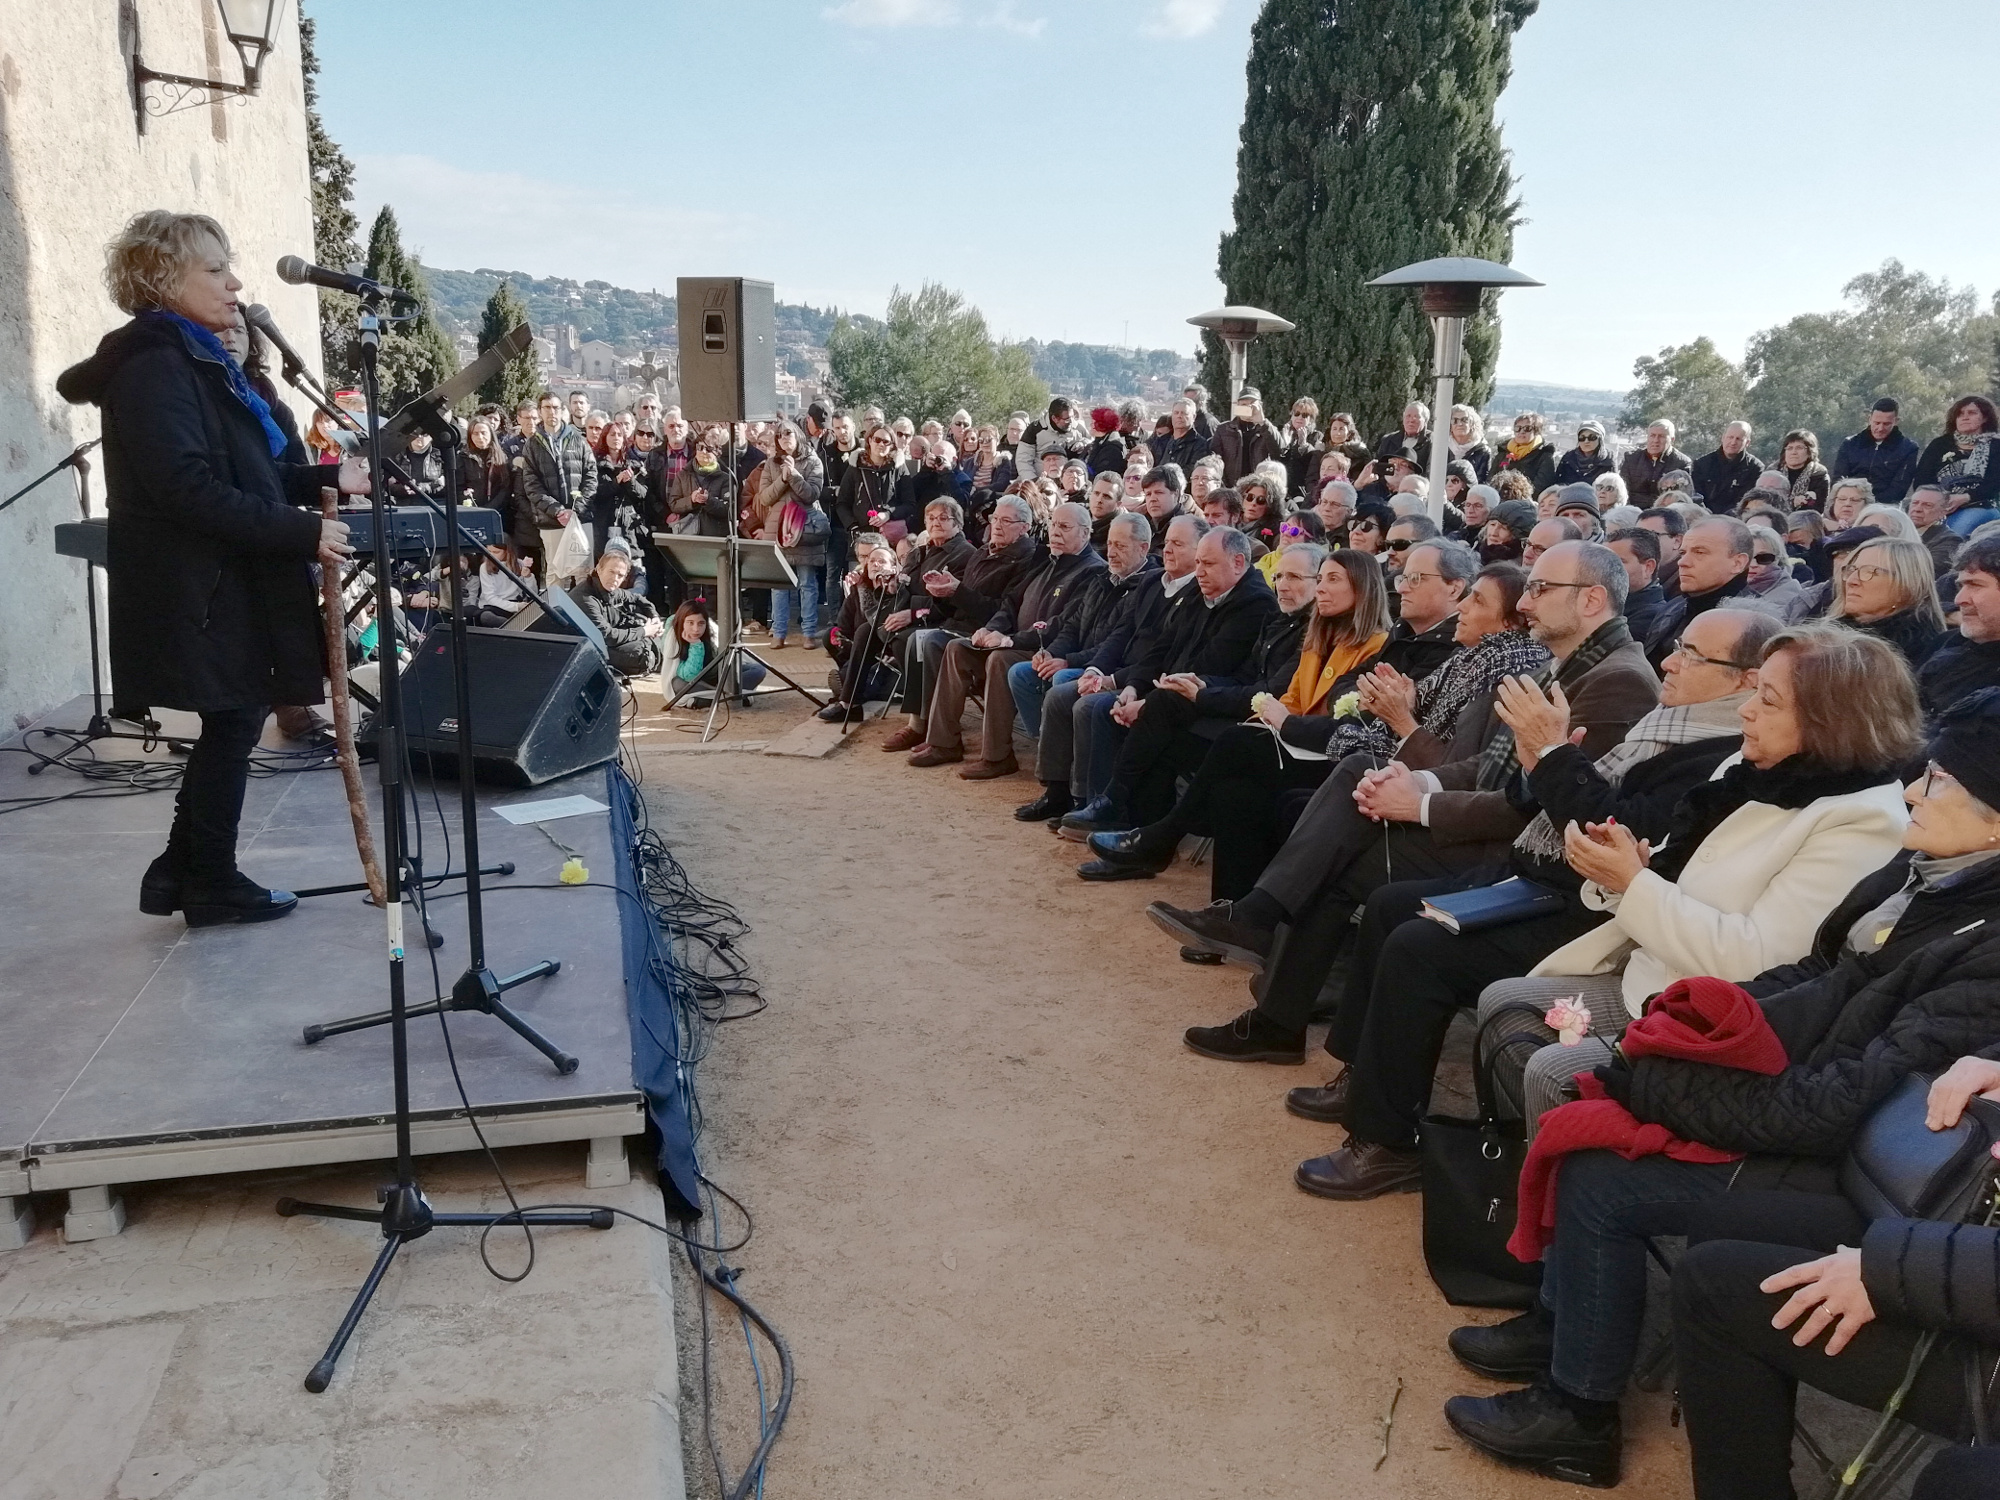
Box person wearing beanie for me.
[1554,484,1605,539]
[1555,420,1615,485]
[1832,396,1922,507]
[1211,385,1287,486]
[1085,405,1128,477]
[1479,497,1536,563]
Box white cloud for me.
[1145,0,1225,38]
[980,3,1047,38]
[822,0,959,27]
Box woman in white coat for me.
[1477,623,1924,1127]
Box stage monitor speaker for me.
[676,276,775,424]
[503,585,608,659]
[396,626,621,786]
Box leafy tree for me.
[299,10,359,373]
[357,206,459,408]
[825,283,1047,424]
[1621,337,1748,454]
[476,280,540,411]
[1200,0,1538,439]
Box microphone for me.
[274,255,414,302]
[242,303,310,374]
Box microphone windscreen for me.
[275,256,309,285]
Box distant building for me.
[575,340,617,380]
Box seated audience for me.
[571,547,664,678]
[1619,420,1693,504]
[1605,526,1674,651]
[818,537,904,723]
[1554,421,1612,486]
[662,598,767,704]
[1919,532,2000,713]
[1742,523,1812,622]
[1830,536,1947,669]
[1493,412,1558,494]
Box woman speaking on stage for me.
[58,210,367,926]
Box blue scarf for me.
[148,310,290,459]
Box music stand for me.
[653,533,826,740]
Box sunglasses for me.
[1385,537,1414,552]
[1752,552,1778,564]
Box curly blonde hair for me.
[104,209,231,314]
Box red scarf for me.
[1507,977,1787,1261]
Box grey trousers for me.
[1474,974,1631,1134]
[1253,748,1394,914]
[898,626,959,718]
[1034,681,1121,795]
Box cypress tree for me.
[477,281,541,411]
[299,10,360,373]
[1201,0,1537,441]
[359,206,459,407]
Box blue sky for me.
[310,0,2000,391]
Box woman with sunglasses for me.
[1348,500,1393,555]
[1743,524,1811,622]
[1830,536,1946,669]
[1445,403,1493,483]
[1258,508,1326,583]
[834,421,903,544]
[1556,420,1615,485]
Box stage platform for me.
[0,698,649,1247]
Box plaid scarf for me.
[1512,691,1749,862]
[1337,628,1549,766]
[1474,617,1633,792]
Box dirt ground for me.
[633,662,1695,1500]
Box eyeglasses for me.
[1385,538,1414,552]
[1668,639,1749,671]
[1281,524,1305,537]
[1521,579,1592,599]
[1922,761,1962,798]
[1752,552,1779,565]
[1396,570,1440,588]
[1844,563,1892,583]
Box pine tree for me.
[299,11,360,374]
[359,206,460,408]
[1201,0,1537,441]
[477,281,540,411]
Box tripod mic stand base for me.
[276,1185,613,1392]
[301,960,576,1073]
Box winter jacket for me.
[1373,428,1432,471]
[934,533,1043,634]
[986,547,1107,649]
[1085,433,1128,476]
[1621,926,2000,1158]
[1493,440,1559,496]
[891,465,956,532]
[891,533,979,631]
[1691,447,1766,515]
[1134,568,1281,696]
[520,422,598,529]
[1530,758,1910,1017]
[56,314,325,711]
[1918,633,2000,717]
[1014,415,1089,480]
[457,448,509,509]
[1149,427,1211,475]
[1916,432,2000,511]
[834,461,899,533]
[1555,442,1615,487]
[1832,426,1921,506]
[955,450,1016,503]
[1189,606,1312,721]
[1106,574,1203,690]
[1768,461,1832,510]
[1861,1216,2000,1351]
[568,573,660,674]
[1211,418,1287,486]
[1046,558,1159,665]
[1619,445,1695,504]
[665,461,734,537]
[1282,431,1325,498]
[403,446,447,500]
[1744,570,1812,623]
[594,450,650,538]
[1919,521,1961,575]
[1849,605,1946,671]
[1623,581,1676,654]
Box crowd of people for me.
[771,383,1999,1498]
[324,356,2000,1496]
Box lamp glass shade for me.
[215,0,286,55]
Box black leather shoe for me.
[1057,794,1129,842]
[139,852,183,916]
[1145,900,1273,972]
[182,873,300,928]
[1076,858,1158,882]
[1180,946,1223,966]
[1285,1069,1352,1124]
[1443,1381,1621,1489]
[1015,785,1073,822]
[1183,1008,1306,1064]
[1450,1307,1556,1382]
[1294,1141,1422,1200]
[1086,826,1177,872]
[816,702,852,723]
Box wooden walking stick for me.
[320,491,386,906]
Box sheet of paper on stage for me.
[495,795,611,825]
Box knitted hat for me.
[1928,687,2000,814]
[1556,483,1601,517]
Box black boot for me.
[181,871,300,928]
[1443,1380,1621,1489]
[1182,1007,1306,1064]
[1449,1305,1555,1382]
[139,816,192,916]
[1015,783,1073,822]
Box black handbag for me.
[1841,1072,2000,1223]
[1419,1002,1550,1308]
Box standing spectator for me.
[1831,396,1920,505]
[894,437,958,537]
[743,420,827,649]
[1374,401,1431,470]
[1691,419,1764,514]
[1210,385,1287,486]
[1493,412,1559,495]
[518,390,597,584]
[457,415,507,509]
[1323,411,1372,474]
[1183,383,1217,439]
[1084,407,1127,475]
[1015,396,1090,479]
[1443,403,1493,482]
[1913,395,2000,531]
[835,422,902,542]
[592,421,649,564]
[664,427,734,539]
[1281,397,1324,497]
[1151,397,1211,473]
[1919,531,2000,711]
[1554,420,1615,485]
[1618,418,1694,504]
[1768,427,1833,508]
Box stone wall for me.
[0,0,319,728]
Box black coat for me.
[1046,558,1159,664]
[1691,448,1765,515]
[57,316,325,710]
[1110,574,1204,690]
[835,461,899,533]
[1192,605,1308,719]
[989,547,1107,647]
[1919,634,2000,717]
[1832,426,1920,506]
[1748,850,2000,995]
[1622,581,1675,655]
[1621,927,2000,1158]
[1555,446,1615,486]
[1141,568,1281,694]
[935,535,1042,634]
[518,423,597,530]
[1494,441,1558,496]
[1854,606,1946,671]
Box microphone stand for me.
[276,291,607,1396]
